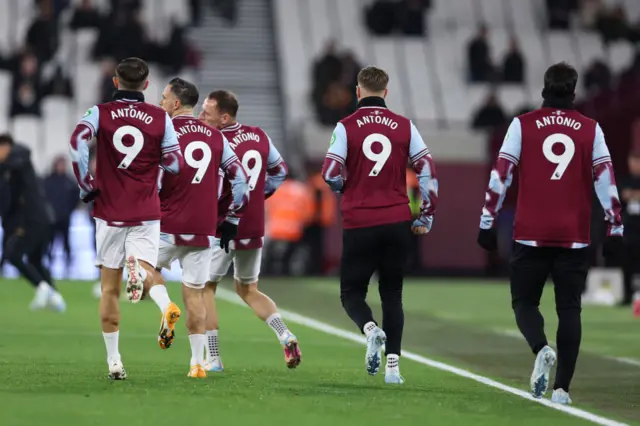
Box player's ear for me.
[143,80,149,90]
[112,77,119,89]
[383,88,388,99]
[356,86,361,100]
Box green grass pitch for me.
[1,278,638,426]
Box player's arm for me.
[220,135,250,224]
[321,123,347,193]
[160,112,183,174]
[218,168,224,199]
[592,123,623,237]
[478,118,521,250]
[264,135,288,199]
[409,121,439,233]
[69,105,99,201]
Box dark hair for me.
[357,66,389,92]
[207,90,239,117]
[0,133,14,146]
[543,62,578,99]
[115,57,149,90]
[168,77,199,108]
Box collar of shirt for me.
[357,96,387,109]
[112,90,145,102]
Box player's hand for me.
[80,188,100,203]
[602,236,624,264]
[477,228,498,251]
[411,215,432,235]
[217,220,238,253]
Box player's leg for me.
[377,221,412,384]
[27,225,65,312]
[340,226,383,375]
[509,243,555,398]
[549,247,588,404]
[149,236,181,349]
[203,245,234,371]
[180,248,212,378]
[4,227,57,310]
[94,219,127,379]
[234,248,301,369]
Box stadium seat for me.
[0,71,11,119]
[403,40,439,123]
[478,0,508,28]
[608,42,635,74]
[43,97,74,163]
[11,116,45,172]
[371,39,408,117]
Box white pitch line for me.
[494,328,640,369]
[216,289,628,426]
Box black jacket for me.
[0,144,54,232]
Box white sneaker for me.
[107,360,127,380]
[48,290,66,313]
[30,282,52,310]
[530,345,556,398]
[125,256,144,303]
[365,327,386,376]
[385,367,405,384]
[551,388,571,405]
[204,357,224,372]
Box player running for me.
[322,66,438,384]
[477,62,624,404]
[198,90,299,372]
[154,79,249,378]
[69,58,184,379]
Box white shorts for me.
[157,238,213,288]
[95,219,160,269]
[209,246,262,285]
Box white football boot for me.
[125,256,145,303]
[530,345,556,398]
[551,388,572,405]
[365,326,386,376]
[108,360,127,380]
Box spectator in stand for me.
[313,40,343,91]
[596,5,629,44]
[341,50,361,111]
[471,91,507,130]
[93,6,148,61]
[396,0,428,36]
[468,24,494,83]
[26,0,59,63]
[317,82,353,126]
[42,65,74,98]
[546,0,578,30]
[10,52,42,117]
[157,23,188,74]
[43,156,78,274]
[502,36,525,84]
[579,0,603,29]
[621,151,640,306]
[98,58,116,103]
[584,59,612,93]
[366,0,396,35]
[70,0,103,30]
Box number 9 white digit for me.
[185,141,212,184]
[242,150,262,191]
[363,133,392,176]
[113,125,144,169]
[542,133,575,180]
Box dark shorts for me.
[509,243,589,310]
[340,221,413,290]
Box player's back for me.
[160,115,223,240]
[91,99,169,224]
[340,106,412,229]
[219,122,270,239]
[516,108,597,246]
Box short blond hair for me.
[357,66,389,92]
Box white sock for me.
[189,334,206,366]
[206,330,220,360]
[103,331,121,364]
[386,354,400,370]
[266,313,289,339]
[363,321,378,337]
[149,285,171,313]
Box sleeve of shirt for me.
[322,123,347,192]
[69,105,99,196]
[160,112,183,174]
[409,121,438,231]
[220,135,250,224]
[264,134,288,198]
[592,123,623,236]
[479,118,521,229]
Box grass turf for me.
[0,278,636,426]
